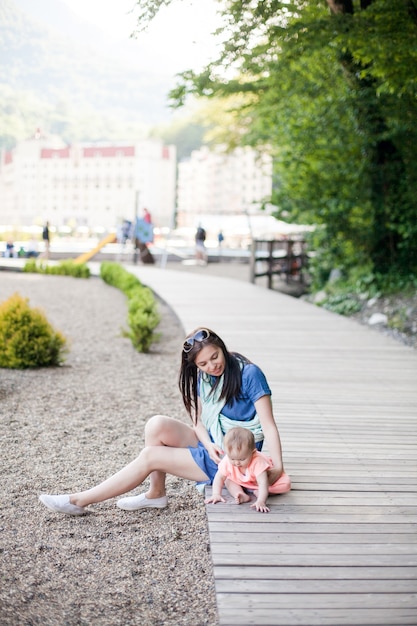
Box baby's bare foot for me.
[235,492,251,505]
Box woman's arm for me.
[255,395,284,476]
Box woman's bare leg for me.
[70,416,205,507]
[144,415,197,499]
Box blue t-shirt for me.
[198,363,271,421]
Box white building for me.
[176,145,273,240]
[0,131,177,233]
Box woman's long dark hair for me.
[178,327,250,424]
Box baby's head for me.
[223,427,256,468]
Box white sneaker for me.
[39,494,86,516]
[117,493,168,511]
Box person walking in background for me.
[38,327,289,516]
[143,208,152,224]
[217,230,224,260]
[195,224,207,264]
[40,222,50,259]
[205,426,291,512]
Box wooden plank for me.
[285,456,416,460]
[210,553,417,566]
[292,483,417,491]
[216,593,417,609]
[215,579,417,594]
[208,522,417,533]
[209,532,417,544]
[289,473,417,481]
[205,512,417,523]
[215,607,417,626]
[209,542,417,556]
[213,566,417,580]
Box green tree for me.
[133,0,417,286]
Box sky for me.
[61,0,222,76]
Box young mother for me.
[39,327,291,515]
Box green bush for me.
[124,290,161,352]
[320,293,362,316]
[313,266,417,319]
[0,293,67,369]
[100,262,160,353]
[23,259,90,278]
[100,261,138,293]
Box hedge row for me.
[100,262,161,353]
[0,261,160,369]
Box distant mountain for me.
[12,0,116,53]
[12,0,155,71]
[0,0,176,149]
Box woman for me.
[39,328,290,515]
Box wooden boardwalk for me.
[131,265,417,626]
[3,258,414,625]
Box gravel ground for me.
[0,272,218,626]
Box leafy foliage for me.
[319,293,363,316]
[100,262,160,352]
[0,292,67,369]
[23,259,90,278]
[135,0,417,289]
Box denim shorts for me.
[188,442,219,486]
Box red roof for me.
[82,146,135,158]
[40,146,136,159]
[41,148,71,159]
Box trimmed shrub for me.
[100,262,161,353]
[23,259,90,278]
[0,293,67,369]
[100,261,138,293]
[125,289,161,352]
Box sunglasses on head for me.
[183,328,210,353]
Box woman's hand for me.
[193,413,223,463]
[267,466,284,483]
[206,443,224,464]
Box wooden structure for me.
[250,238,309,288]
[73,232,116,264]
[101,266,417,626]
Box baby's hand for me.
[205,494,226,505]
[250,500,270,513]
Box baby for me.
[205,426,291,513]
